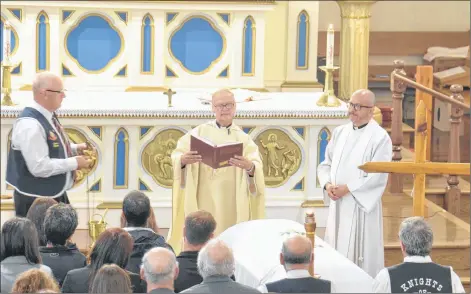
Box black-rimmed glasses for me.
[347,102,373,111]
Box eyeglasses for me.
[46,89,66,95]
[213,103,234,110]
[347,102,373,111]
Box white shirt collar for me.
[31,101,54,122]
[286,269,311,279]
[404,255,432,263]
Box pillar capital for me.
[337,1,376,19]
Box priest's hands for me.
[181,151,202,166]
[229,155,254,172]
[326,183,350,201]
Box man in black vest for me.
[6,72,92,217]
[258,234,332,293]
[373,217,465,293]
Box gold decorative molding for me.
[19,84,32,91]
[96,201,122,209]
[125,86,169,92]
[0,202,14,211]
[281,81,324,89]
[300,199,326,208]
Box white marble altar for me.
[1,89,348,229]
[218,219,374,293]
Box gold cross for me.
[164,88,176,107]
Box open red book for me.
[190,134,243,169]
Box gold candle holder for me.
[2,62,17,106]
[88,209,108,248]
[316,66,341,107]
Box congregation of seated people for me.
[1,189,463,293]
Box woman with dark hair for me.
[61,228,144,293]
[26,197,58,246]
[1,217,52,293]
[90,264,133,293]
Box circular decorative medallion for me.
[65,128,98,187]
[255,129,302,187]
[141,129,185,188]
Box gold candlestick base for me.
[317,66,341,107]
[2,63,17,106]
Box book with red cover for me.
[190,134,243,169]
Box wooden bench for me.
[318,31,470,83]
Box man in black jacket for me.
[122,191,173,274]
[39,203,87,285]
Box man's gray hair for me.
[281,239,311,267]
[141,249,177,284]
[197,239,235,279]
[399,216,433,257]
[32,72,58,92]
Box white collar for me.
[286,269,311,279]
[31,101,54,122]
[404,255,432,263]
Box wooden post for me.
[445,84,464,215]
[413,101,427,216]
[304,211,316,276]
[415,66,433,160]
[389,60,407,193]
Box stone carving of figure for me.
[259,133,285,177]
[153,140,175,179]
[281,149,297,178]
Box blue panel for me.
[11,64,20,74]
[62,11,73,22]
[243,18,254,74]
[38,14,48,70]
[140,127,151,137]
[116,12,127,23]
[219,14,230,24]
[170,17,223,73]
[139,179,149,191]
[90,180,100,191]
[166,66,176,77]
[66,15,121,71]
[166,13,177,24]
[218,67,228,77]
[91,127,101,138]
[319,129,329,164]
[142,16,152,72]
[297,13,307,68]
[293,179,304,190]
[62,65,72,76]
[0,20,18,63]
[295,127,304,138]
[115,130,126,186]
[242,127,252,134]
[10,9,22,21]
[117,65,126,76]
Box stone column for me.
[336,1,376,100]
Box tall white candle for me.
[3,21,12,63]
[326,24,334,68]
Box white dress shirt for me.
[372,255,465,293]
[257,269,336,293]
[10,101,78,197]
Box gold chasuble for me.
[167,121,265,254]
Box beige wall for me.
[319,1,470,32]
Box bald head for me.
[197,239,234,279]
[32,72,65,112]
[348,89,376,126]
[141,247,178,285]
[212,89,234,103]
[281,235,313,269]
[351,89,376,106]
[211,89,236,127]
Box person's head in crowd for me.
[11,268,60,293]
[399,216,433,257]
[32,71,66,112]
[122,190,152,228]
[280,234,314,272]
[348,89,376,127]
[88,228,134,291]
[141,247,179,292]
[183,210,216,251]
[26,197,58,246]
[197,239,235,279]
[1,217,42,264]
[90,264,132,293]
[43,203,78,246]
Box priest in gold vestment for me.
[167,89,266,253]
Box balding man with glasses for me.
[6,72,92,217]
[317,89,392,278]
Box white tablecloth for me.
[218,219,374,293]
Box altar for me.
[0,89,348,228]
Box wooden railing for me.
[389,60,469,215]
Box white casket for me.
[218,219,374,293]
